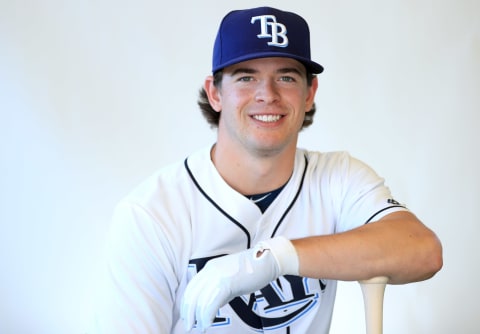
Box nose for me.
[255,79,280,104]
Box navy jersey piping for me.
[184,158,252,248]
[270,155,309,237]
[364,205,406,224]
[184,154,309,249]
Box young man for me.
[92,6,442,333]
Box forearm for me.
[292,211,443,284]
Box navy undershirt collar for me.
[245,183,287,213]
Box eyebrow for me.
[230,68,257,76]
[229,67,304,77]
[277,67,304,76]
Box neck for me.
[211,143,296,195]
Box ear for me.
[305,76,318,112]
[204,76,222,112]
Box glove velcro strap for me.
[256,236,299,276]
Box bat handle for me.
[359,276,389,334]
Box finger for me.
[181,275,204,331]
[196,284,231,331]
[180,298,195,331]
[194,283,218,331]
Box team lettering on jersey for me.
[188,256,327,331]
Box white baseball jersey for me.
[92,146,407,334]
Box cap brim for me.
[213,52,324,74]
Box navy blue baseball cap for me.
[212,7,324,74]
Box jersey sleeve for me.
[334,154,407,233]
[90,201,178,334]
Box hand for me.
[181,236,299,332]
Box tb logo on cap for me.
[251,15,289,48]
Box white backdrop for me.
[1,1,479,333]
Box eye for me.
[238,76,254,82]
[279,76,296,82]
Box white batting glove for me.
[181,236,299,332]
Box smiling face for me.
[206,57,318,158]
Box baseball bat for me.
[359,276,389,334]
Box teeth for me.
[253,115,282,122]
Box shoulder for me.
[299,149,375,172]
[116,146,212,217]
[298,149,353,173]
[125,160,185,205]
[296,149,384,191]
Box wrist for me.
[256,236,299,276]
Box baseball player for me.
[91,6,442,334]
